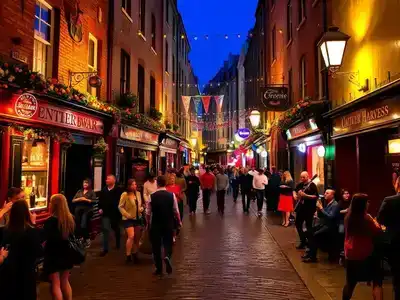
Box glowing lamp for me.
[249,110,261,127]
[318,27,350,70]
[389,139,400,154]
[298,143,306,153]
[191,138,197,147]
[317,146,326,157]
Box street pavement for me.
[39,194,312,300]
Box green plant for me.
[93,137,109,158]
[173,123,180,131]
[165,120,172,130]
[117,92,138,109]
[150,107,163,121]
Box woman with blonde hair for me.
[119,179,144,264]
[44,194,75,300]
[278,171,295,227]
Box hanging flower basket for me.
[173,124,180,132]
[165,120,172,130]
[150,107,163,121]
[274,98,312,131]
[93,137,109,159]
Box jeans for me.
[255,189,264,212]
[101,216,121,252]
[75,206,91,239]
[295,206,315,245]
[150,229,173,273]
[188,193,199,213]
[241,190,251,212]
[202,189,212,212]
[232,184,239,201]
[217,190,226,214]
[307,226,337,259]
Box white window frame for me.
[300,56,307,99]
[87,33,98,96]
[33,0,53,77]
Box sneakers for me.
[164,256,173,274]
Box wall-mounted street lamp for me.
[191,137,197,147]
[249,110,261,128]
[318,27,369,92]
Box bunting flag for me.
[193,97,202,115]
[214,95,224,113]
[201,96,212,113]
[181,96,191,114]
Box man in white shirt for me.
[250,169,268,217]
[143,173,157,203]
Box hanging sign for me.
[120,125,159,145]
[261,86,289,110]
[286,118,318,140]
[237,128,251,139]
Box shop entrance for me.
[64,143,93,204]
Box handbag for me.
[68,234,86,265]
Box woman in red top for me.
[166,172,182,242]
[343,193,383,300]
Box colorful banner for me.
[181,96,191,114]
[201,96,211,113]
[193,97,202,115]
[214,95,224,113]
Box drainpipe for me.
[107,0,115,102]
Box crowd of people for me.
[0,163,399,300]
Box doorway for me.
[64,144,93,204]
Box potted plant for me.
[173,123,180,132]
[150,107,163,121]
[165,120,172,130]
[93,137,109,159]
[118,92,138,109]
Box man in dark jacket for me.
[378,190,400,299]
[267,166,281,212]
[98,175,122,256]
[146,176,182,276]
[186,167,201,215]
[239,168,253,213]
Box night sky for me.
[178,0,258,90]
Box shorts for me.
[122,219,143,229]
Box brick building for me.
[0,0,109,99]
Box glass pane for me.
[21,137,50,210]
[35,4,40,18]
[40,22,51,42]
[41,6,50,23]
[34,17,40,32]
[88,40,95,66]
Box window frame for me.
[139,0,146,35]
[151,13,156,51]
[121,0,132,18]
[298,0,306,24]
[286,0,293,43]
[87,33,98,96]
[299,56,307,99]
[120,49,131,96]
[271,25,276,62]
[165,41,169,73]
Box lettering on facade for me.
[11,51,28,64]
[162,138,178,149]
[341,105,390,128]
[15,93,38,118]
[120,126,158,146]
[261,86,289,110]
[287,118,317,140]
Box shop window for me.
[21,137,50,210]
[33,0,52,77]
[87,33,98,96]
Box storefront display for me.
[160,137,179,173]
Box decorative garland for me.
[93,137,109,158]
[274,99,311,131]
[10,124,74,144]
[0,62,164,132]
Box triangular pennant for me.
[181,96,191,114]
[214,95,224,113]
[201,96,211,113]
[193,97,202,115]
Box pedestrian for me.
[0,200,42,300]
[200,167,215,214]
[239,168,253,213]
[250,168,268,217]
[342,194,383,300]
[0,187,25,226]
[143,173,157,203]
[44,194,75,300]
[338,189,352,255]
[294,171,319,249]
[377,178,400,299]
[215,168,229,216]
[302,189,340,263]
[231,167,240,203]
[166,173,183,242]
[146,176,182,276]
[278,170,295,227]
[72,178,97,248]
[119,179,144,264]
[268,166,281,212]
[186,167,201,215]
[175,168,187,212]
[98,174,123,256]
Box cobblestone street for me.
[39,195,312,300]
